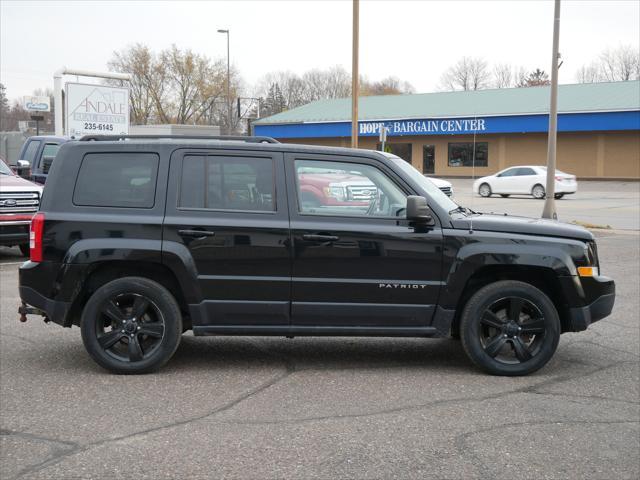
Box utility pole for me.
[351,0,359,148]
[542,0,561,220]
[218,29,231,135]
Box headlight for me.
[324,184,346,201]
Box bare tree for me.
[108,44,241,130]
[361,76,415,96]
[439,57,491,91]
[492,64,514,88]
[108,44,159,125]
[575,45,639,83]
[598,45,639,81]
[575,62,602,83]
[302,66,351,102]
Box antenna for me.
[469,113,477,234]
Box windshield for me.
[0,160,13,176]
[385,154,459,213]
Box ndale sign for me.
[359,118,487,136]
[65,82,129,137]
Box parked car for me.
[0,158,42,256]
[18,135,614,376]
[16,136,68,184]
[425,176,453,197]
[473,166,577,199]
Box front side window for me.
[179,155,274,212]
[498,168,518,177]
[448,142,488,167]
[21,140,41,163]
[73,153,159,208]
[295,159,406,218]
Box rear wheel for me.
[554,193,564,199]
[479,183,492,197]
[81,277,182,374]
[460,280,560,376]
[18,244,30,257]
[532,184,545,199]
[500,194,510,198]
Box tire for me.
[460,280,560,376]
[554,193,564,199]
[81,277,182,374]
[18,243,30,257]
[500,194,510,198]
[532,184,545,199]
[478,183,492,197]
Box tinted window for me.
[516,167,536,176]
[498,168,518,177]
[448,143,488,167]
[41,143,60,173]
[295,159,406,218]
[73,153,159,208]
[179,155,274,212]
[21,140,41,163]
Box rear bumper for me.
[19,285,70,327]
[568,276,615,332]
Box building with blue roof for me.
[255,81,640,179]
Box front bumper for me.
[0,221,30,246]
[568,275,615,331]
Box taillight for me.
[29,213,45,262]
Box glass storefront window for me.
[448,142,488,167]
[376,143,412,164]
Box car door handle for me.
[302,234,339,242]
[178,229,216,238]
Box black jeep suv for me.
[18,135,615,375]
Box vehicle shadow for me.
[166,335,473,373]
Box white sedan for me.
[473,166,577,199]
[425,176,454,197]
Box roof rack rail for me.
[78,134,280,144]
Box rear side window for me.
[41,143,60,173]
[73,153,159,208]
[179,155,274,212]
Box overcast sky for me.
[1,0,639,101]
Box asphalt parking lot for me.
[1,182,638,479]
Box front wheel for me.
[460,280,560,376]
[478,183,492,197]
[81,277,182,374]
[532,184,545,199]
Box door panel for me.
[285,153,444,328]
[162,149,291,326]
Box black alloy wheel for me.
[81,277,182,374]
[460,280,560,376]
[478,297,546,364]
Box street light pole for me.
[351,0,359,148]
[218,29,231,135]
[542,0,561,220]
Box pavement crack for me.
[453,419,640,479]
[1,429,82,480]
[10,339,296,479]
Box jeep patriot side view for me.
[18,135,615,375]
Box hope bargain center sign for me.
[359,118,487,136]
[65,82,129,137]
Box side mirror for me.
[406,195,434,224]
[15,160,31,178]
[17,160,30,168]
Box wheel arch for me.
[449,264,572,336]
[65,261,190,329]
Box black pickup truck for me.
[16,135,68,184]
[18,135,615,375]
